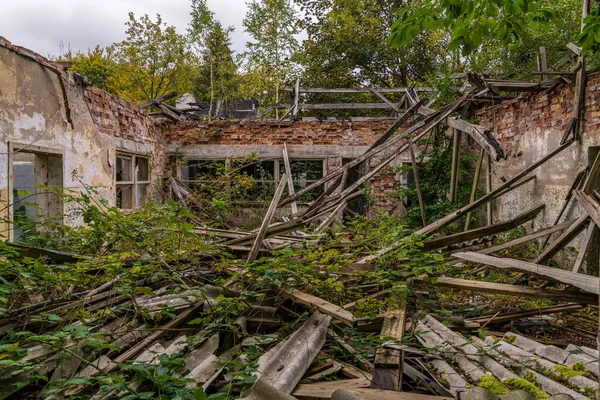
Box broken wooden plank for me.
[299,102,408,110]
[465,148,485,231]
[315,201,347,232]
[414,276,596,303]
[138,91,178,108]
[453,252,600,295]
[534,214,589,264]
[358,174,537,264]
[572,223,596,273]
[281,92,472,206]
[364,100,425,153]
[416,105,504,161]
[327,329,374,373]
[573,190,600,228]
[449,128,461,203]
[416,140,573,236]
[105,302,203,373]
[477,220,573,255]
[280,87,435,94]
[466,303,586,325]
[409,143,427,227]
[369,87,402,113]
[537,46,548,81]
[282,144,298,215]
[281,289,356,327]
[248,174,289,263]
[486,153,493,225]
[371,306,406,391]
[423,203,544,251]
[567,42,582,56]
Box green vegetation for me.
[506,377,550,399]
[476,376,510,395]
[504,335,517,344]
[553,364,581,381]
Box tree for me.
[110,13,194,103]
[390,1,558,56]
[189,0,241,112]
[194,22,241,105]
[65,46,116,92]
[242,0,301,109]
[292,0,448,117]
[390,0,600,74]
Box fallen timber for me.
[7,73,600,400]
[454,252,600,295]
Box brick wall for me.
[474,72,600,229]
[477,72,600,158]
[166,120,394,146]
[167,119,407,212]
[83,87,167,189]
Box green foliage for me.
[194,22,241,103]
[242,0,301,110]
[504,334,517,344]
[64,46,116,92]
[390,131,475,231]
[293,0,445,117]
[579,3,600,55]
[391,0,558,56]
[109,13,196,102]
[390,0,599,75]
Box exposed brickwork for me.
[167,119,409,212]
[83,87,168,191]
[166,120,394,146]
[477,72,600,158]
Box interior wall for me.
[476,72,600,236]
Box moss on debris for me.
[476,376,509,395]
[505,377,549,399]
[553,364,581,381]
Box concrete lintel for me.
[168,144,370,160]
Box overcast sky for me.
[1,0,255,58]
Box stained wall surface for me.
[477,72,600,233]
[0,37,166,239]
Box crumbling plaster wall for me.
[166,119,412,213]
[0,38,165,238]
[476,72,600,233]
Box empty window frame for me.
[179,158,325,202]
[10,147,63,242]
[116,153,150,209]
[280,159,324,201]
[181,160,226,189]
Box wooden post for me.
[450,129,461,203]
[537,46,548,82]
[247,174,288,263]
[409,142,427,227]
[465,148,484,231]
[282,144,298,216]
[574,0,591,141]
[573,223,596,273]
[486,153,493,225]
[291,78,300,120]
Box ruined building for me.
[2,36,600,240]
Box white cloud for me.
[0,0,252,57]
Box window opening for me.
[116,153,150,209]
